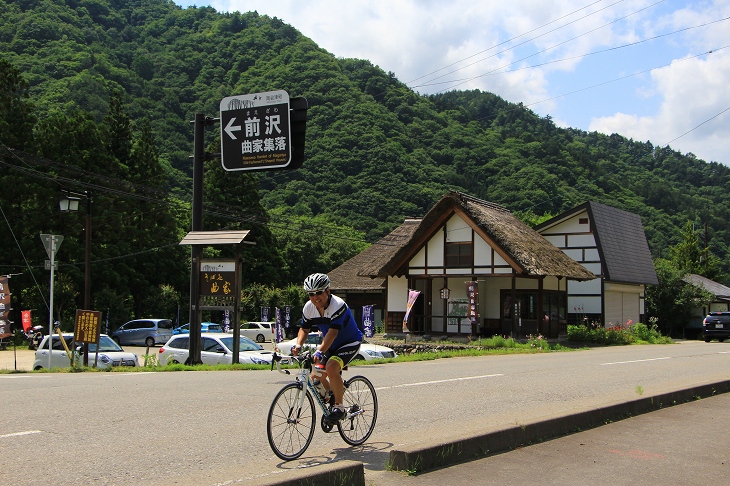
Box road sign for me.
[219,91,307,171]
[44,260,58,270]
[40,234,63,259]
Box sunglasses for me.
[307,290,325,296]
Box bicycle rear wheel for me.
[337,375,378,446]
[267,383,316,460]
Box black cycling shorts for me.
[323,341,361,368]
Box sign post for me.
[40,234,63,369]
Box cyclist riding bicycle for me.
[292,272,363,422]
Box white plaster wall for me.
[409,246,425,268]
[567,234,596,248]
[474,237,492,265]
[445,214,471,242]
[427,233,444,266]
[568,295,602,314]
[387,276,409,312]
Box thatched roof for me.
[329,219,419,291]
[334,192,595,286]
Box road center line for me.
[0,430,42,439]
[375,373,503,391]
[600,357,671,365]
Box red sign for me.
[22,310,31,332]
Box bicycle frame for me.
[268,350,378,460]
[273,351,333,419]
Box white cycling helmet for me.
[303,273,330,292]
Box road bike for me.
[267,351,378,461]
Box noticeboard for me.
[75,309,101,344]
[199,259,236,297]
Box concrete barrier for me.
[387,379,730,474]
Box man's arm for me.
[318,328,339,355]
[293,326,310,355]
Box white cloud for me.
[202,0,730,164]
[590,47,730,163]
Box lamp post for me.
[59,191,91,309]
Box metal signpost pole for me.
[41,234,63,369]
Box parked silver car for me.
[33,333,139,370]
[110,318,173,347]
[158,333,285,365]
[239,321,273,343]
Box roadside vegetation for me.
[567,318,673,345]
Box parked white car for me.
[275,333,398,360]
[158,333,285,365]
[33,334,139,370]
[238,321,274,343]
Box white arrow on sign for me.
[224,117,241,140]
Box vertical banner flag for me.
[22,310,32,332]
[362,305,375,338]
[0,277,10,338]
[465,281,479,325]
[105,308,110,335]
[274,308,284,343]
[223,310,231,333]
[284,306,291,333]
[403,289,421,332]
[261,306,270,322]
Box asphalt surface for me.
[3,344,728,486]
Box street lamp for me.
[59,191,91,309]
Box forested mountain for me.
[2,0,729,327]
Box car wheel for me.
[705,337,712,343]
[719,338,726,342]
[145,337,155,347]
[256,334,265,343]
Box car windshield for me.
[219,336,263,352]
[86,336,124,353]
[305,333,323,345]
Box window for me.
[169,337,189,349]
[445,242,473,267]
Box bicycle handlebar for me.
[271,350,314,375]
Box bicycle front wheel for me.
[337,375,378,446]
[267,383,316,460]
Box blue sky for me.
[174,1,730,165]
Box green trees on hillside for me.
[4,0,730,334]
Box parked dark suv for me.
[702,312,730,342]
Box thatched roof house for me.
[331,192,594,290]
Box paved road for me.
[1,341,728,485]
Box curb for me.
[250,460,364,486]
[251,380,730,485]
[387,379,730,473]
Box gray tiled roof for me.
[683,274,730,300]
[536,201,658,285]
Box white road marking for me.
[0,430,42,439]
[600,357,671,365]
[375,373,503,391]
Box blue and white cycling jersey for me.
[301,293,362,349]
